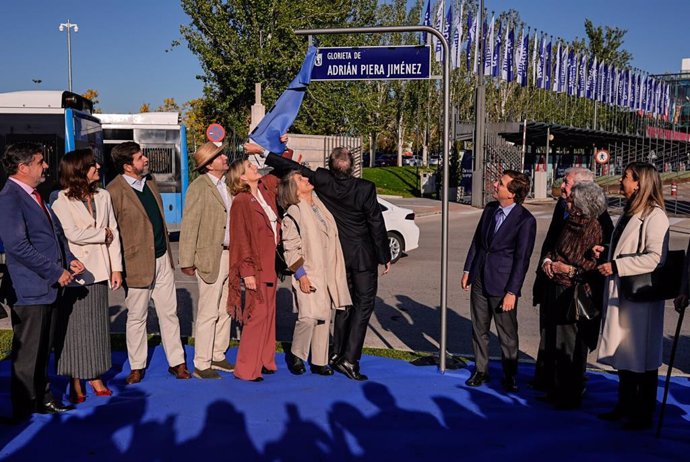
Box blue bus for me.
[98,112,188,229]
[0,90,103,198]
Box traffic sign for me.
[311,46,431,81]
[206,123,225,143]
[595,149,610,164]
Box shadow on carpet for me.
[0,345,689,461]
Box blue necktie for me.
[494,209,505,234]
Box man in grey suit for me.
[179,142,235,379]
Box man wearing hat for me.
[179,142,234,379]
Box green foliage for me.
[177,1,636,157]
[362,166,433,197]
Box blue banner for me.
[466,10,474,71]
[311,46,431,81]
[567,49,576,96]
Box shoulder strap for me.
[636,217,645,254]
[283,212,301,236]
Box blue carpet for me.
[0,346,689,461]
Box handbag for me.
[619,221,684,302]
[566,283,600,322]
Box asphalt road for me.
[2,197,689,376]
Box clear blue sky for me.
[1,1,688,113]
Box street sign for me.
[595,149,610,164]
[311,46,431,81]
[206,123,225,143]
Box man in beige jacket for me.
[107,142,190,384]
[179,142,234,379]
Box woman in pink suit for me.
[226,159,280,381]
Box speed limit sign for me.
[595,149,610,165]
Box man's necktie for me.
[32,190,52,223]
[488,208,504,242]
[494,208,505,233]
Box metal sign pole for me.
[296,26,451,372]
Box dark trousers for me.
[617,369,658,424]
[470,274,519,378]
[10,303,57,418]
[332,268,378,363]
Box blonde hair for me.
[624,162,665,216]
[278,170,301,209]
[228,159,250,196]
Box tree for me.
[179,0,378,137]
[139,103,151,113]
[157,98,181,112]
[572,19,632,69]
[81,89,101,113]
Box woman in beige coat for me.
[51,149,122,403]
[278,170,352,376]
[594,162,668,430]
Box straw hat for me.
[194,142,226,172]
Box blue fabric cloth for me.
[294,266,307,280]
[250,46,318,154]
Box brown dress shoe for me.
[168,363,192,379]
[126,369,145,385]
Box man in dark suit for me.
[0,142,85,422]
[462,170,536,392]
[530,167,613,390]
[251,144,391,381]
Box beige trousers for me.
[193,250,231,369]
[125,252,185,369]
[291,312,333,367]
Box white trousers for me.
[193,250,231,369]
[125,252,185,369]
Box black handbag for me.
[566,283,600,322]
[619,222,684,302]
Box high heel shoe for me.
[88,380,113,397]
[69,382,86,404]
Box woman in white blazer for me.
[594,162,668,430]
[278,170,352,376]
[51,149,122,404]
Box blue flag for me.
[492,20,502,77]
[466,10,474,71]
[501,26,514,82]
[536,34,545,89]
[250,46,317,154]
[422,0,431,43]
[544,38,552,90]
[567,49,576,97]
[516,27,528,87]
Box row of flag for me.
[422,0,671,119]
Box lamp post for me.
[58,20,79,92]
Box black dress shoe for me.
[310,365,334,376]
[328,353,341,367]
[465,371,490,387]
[261,367,277,375]
[36,401,75,415]
[501,376,518,393]
[334,359,368,381]
[287,355,306,375]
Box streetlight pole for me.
[58,20,79,92]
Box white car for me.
[377,198,420,263]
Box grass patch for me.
[362,166,434,197]
[0,329,447,364]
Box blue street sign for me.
[311,46,431,81]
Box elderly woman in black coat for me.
[540,181,608,409]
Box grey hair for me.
[564,166,595,184]
[569,181,607,218]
